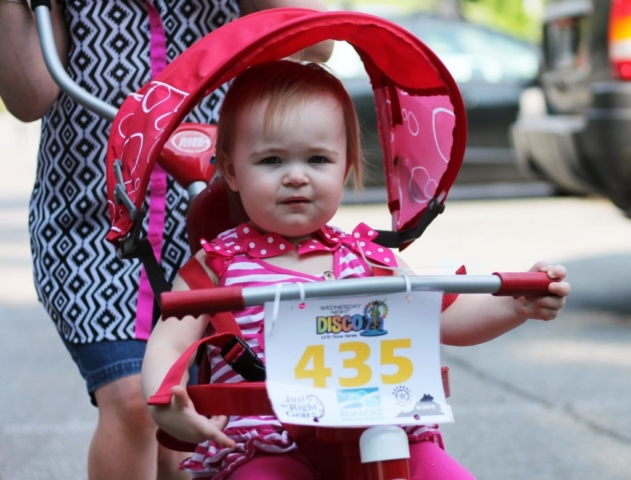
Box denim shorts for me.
[63,338,146,406]
[63,338,198,407]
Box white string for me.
[403,274,412,302]
[297,282,306,303]
[269,283,283,336]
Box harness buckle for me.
[220,336,266,382]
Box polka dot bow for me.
[297,223,395,267]
[200,224,294,275]
[201,222,395,274]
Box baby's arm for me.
[141,256,236,447]
[440,262,570,346]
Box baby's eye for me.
[260,156,281,165]
[308,155,328,164]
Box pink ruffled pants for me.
[224,441,475,480]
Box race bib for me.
[264,291,453,427]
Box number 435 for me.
[294,339,413,388]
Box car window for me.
[404,19,539,83]
[543,16,587,70]
[326,16,539,85]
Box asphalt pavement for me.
[1,113,631,480]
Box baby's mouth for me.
[281,197,310,205]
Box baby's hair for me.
[215,59,363,187]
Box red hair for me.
[215,60,363,187]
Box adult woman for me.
[0,1,331,479]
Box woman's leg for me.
[226,452,318,480]
[62,337,189,480]
[89,374,160,480]
[157,445,192,480]
[90,374,192,480]
[409,441,475,480]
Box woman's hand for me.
[238,0,333,62]
[150,385,237,448]
[513,262,571,322]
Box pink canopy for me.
[105,8,466,247]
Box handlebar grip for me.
[492,272,554,297]
[161,287,244,319]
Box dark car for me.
[326,13,541,187]
[512,0,631,214]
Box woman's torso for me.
[29,0,240,343]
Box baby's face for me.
[223,94,348,243]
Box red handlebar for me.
[160,272,556,320]
[161,286,244,319]
[492,271,554,297]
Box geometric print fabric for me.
[29,0,239,344]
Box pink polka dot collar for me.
[200,222,395,268]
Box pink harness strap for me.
[149,257,244,404]
[147,0,168,76]
[148,332,236,406]
[150,257,246,452]
[135,0,169,339]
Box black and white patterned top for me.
[29,0,239,344]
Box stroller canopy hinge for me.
[113,159,138,222]
[375,197,446,249]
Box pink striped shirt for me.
[206,224,374,432]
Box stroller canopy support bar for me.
[33,3,117,121]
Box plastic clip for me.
[220,336,266,382]
[113,159,138,221]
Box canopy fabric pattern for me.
[105,8,466,246]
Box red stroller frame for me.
[101,7,554,480]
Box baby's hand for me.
[151,386,237,448]
[513,262,570,322]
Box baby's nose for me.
[283,164,309,185]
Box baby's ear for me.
[218,154,238,192]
